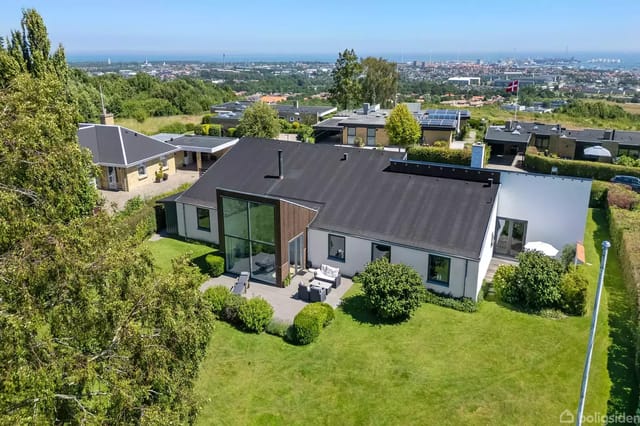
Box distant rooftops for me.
[210,100,336,117]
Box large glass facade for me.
[222,196,276,284]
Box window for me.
[428,255,450,286]
[534,136,550,150]
[347,127,356,145]
[137,164,146,176]
[367,128,376,146]
[197,207,210,231]
[328,234,345,261]
[371,243,391,261]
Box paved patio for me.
[200,271,354,323]
[100,168,199,211]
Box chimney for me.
[100,113,114,126]
[294,100,299,109]
[278,150,284,179]
[612,129,616,140]
[487,177,494,187]
[342,153,348,161]
[471,142,485,168]
[363,103,370,115]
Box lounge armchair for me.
[314,264,342,288]
[298,283,310,302]
[309,286,326,302]
[231,271,250,295]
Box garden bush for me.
[203,285,231,317]
[493,251,565,312]
[359,257,425,321]
[559,244,577,271]
[226,127,237,137]
[208,124,222,137]
[607,184,640,210]
[422,290,478,312]
[524,153,640,180]
[116,196,156,242]
[238,297,274,333]
[222,293,246,325]
[589,181,610,208]
[492,264,519,305]
[265,319,290,338]
[291,302,333,345]
[560,268,589,316]
[205,254,224,277]
[158,122,187,134]
[407,146,472,166]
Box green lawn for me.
[144,237,218,273]
[192,210,624,425]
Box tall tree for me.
[236,101,281,138]
[0,9,99,253]
[0,214,213,424]
[329,49,362,110]
[385,103,421,150]
[361,57,398,108]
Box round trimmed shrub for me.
[203,285,231,317]
[312,302,335,326]
[292,309,322,345]
[222,293,246,325]
[560,268,588,316]
[205,254,224,277]
[238,297,274,333]
[359,258,425,321]
[517,250,564,311]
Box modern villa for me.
[159,138,591,301]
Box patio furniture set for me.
[297,264,341,303]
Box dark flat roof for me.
[484,127,532,144]
[275,104,337,116]
[170,135,238,152]
[178,138,498,259]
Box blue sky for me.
[1,0,638,59]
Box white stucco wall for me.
[176,203,219,244]
[477,197,499,292]
[497,172,591,251]
[307,228,482,300]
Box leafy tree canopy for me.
[236,101,281,138]
[361,57,398,108]
[329,49,362,110]
[385,103,421,148]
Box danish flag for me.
[506,80,519,93]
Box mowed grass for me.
[193,210,616,425]
[115,114,203,135]
[144,237,218,273]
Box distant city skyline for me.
[1,0,639,59]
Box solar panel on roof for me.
[421,119,457,128]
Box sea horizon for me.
[66,51,640,68]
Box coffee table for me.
[310,279,332,294]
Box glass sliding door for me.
[289,234,304,276]
[494,218,527,257]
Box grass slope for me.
[144,237,217,273]
[193,210,618,425]
[115,114,203,135]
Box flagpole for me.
[514,81,519,123]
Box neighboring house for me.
[78,123,179,192]
[484,120,640,160]
[159,138,590,300]
[314,104,470,147]
[209,100,337,128]
[151,134,239,171]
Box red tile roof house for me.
[159,138,591,301]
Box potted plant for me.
[155,169,163,182]
[162,172,169,181]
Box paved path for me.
[100,169,199,211]
[200,272,354,323]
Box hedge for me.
[291,302,334,345]
[422,290,479,313]
[205,254,225,277]
[524,153,640,180]
[116,196,156,242]
[407,146,471,166]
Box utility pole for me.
[575,240,611,426]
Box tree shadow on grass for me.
[339,293,408,326]
[191,252,213,276]
[591,209,639,417]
